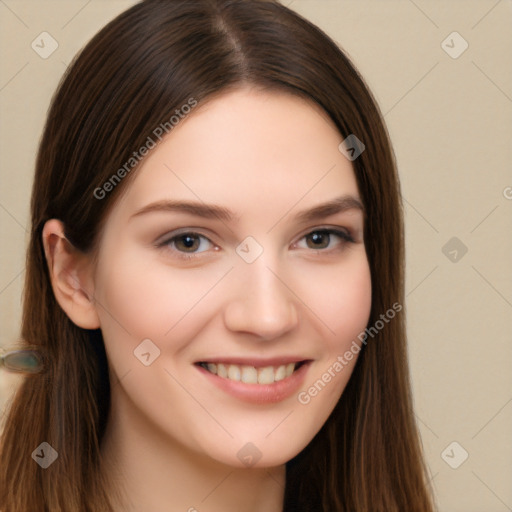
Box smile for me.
[197,361,306,384]
[195,359,311,404]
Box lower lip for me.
[195,362,311,404]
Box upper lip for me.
[195,356,311,368]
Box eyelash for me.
[156,227,355,261]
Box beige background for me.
[1,1,511,510]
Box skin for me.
[43,87,372,512]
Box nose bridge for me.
[223,251,298,340]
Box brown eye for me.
[158,231,214,257]
[174,234,201,252]
[296,229,354,251]
[305,231,331,249]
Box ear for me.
[42,219,100,330]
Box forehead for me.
[113,87,360,222]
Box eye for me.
[295,228,354,251]
[157,231,215,258]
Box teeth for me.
[241,366,258,384]
[258,366,274,384]
[201,362,299,384]
[217,363,228,378]
[274,364,286,381]
[227,365,241,381]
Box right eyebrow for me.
[130,199,239,223]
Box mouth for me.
[195,360,308,385]
[194,358,312,404]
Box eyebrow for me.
[131,199,237,222]
[294,195,363,223]
[130,195,363,223]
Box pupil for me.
[179,235,198,251]
[308,232,329,249]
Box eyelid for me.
[294,223,353,240]
[155,228,215,246]
[155,230,218,260]
[292,226,355,249]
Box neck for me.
[100,385,286,512]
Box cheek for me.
[93,248,231,350]
[302,254,372,353]
[291,255,371,436]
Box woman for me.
[0,0,436,510]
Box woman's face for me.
[91,87,372,468]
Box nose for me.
[223,258,299,341]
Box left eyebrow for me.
[293,195,364,223]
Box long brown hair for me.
[0,1,435,510]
